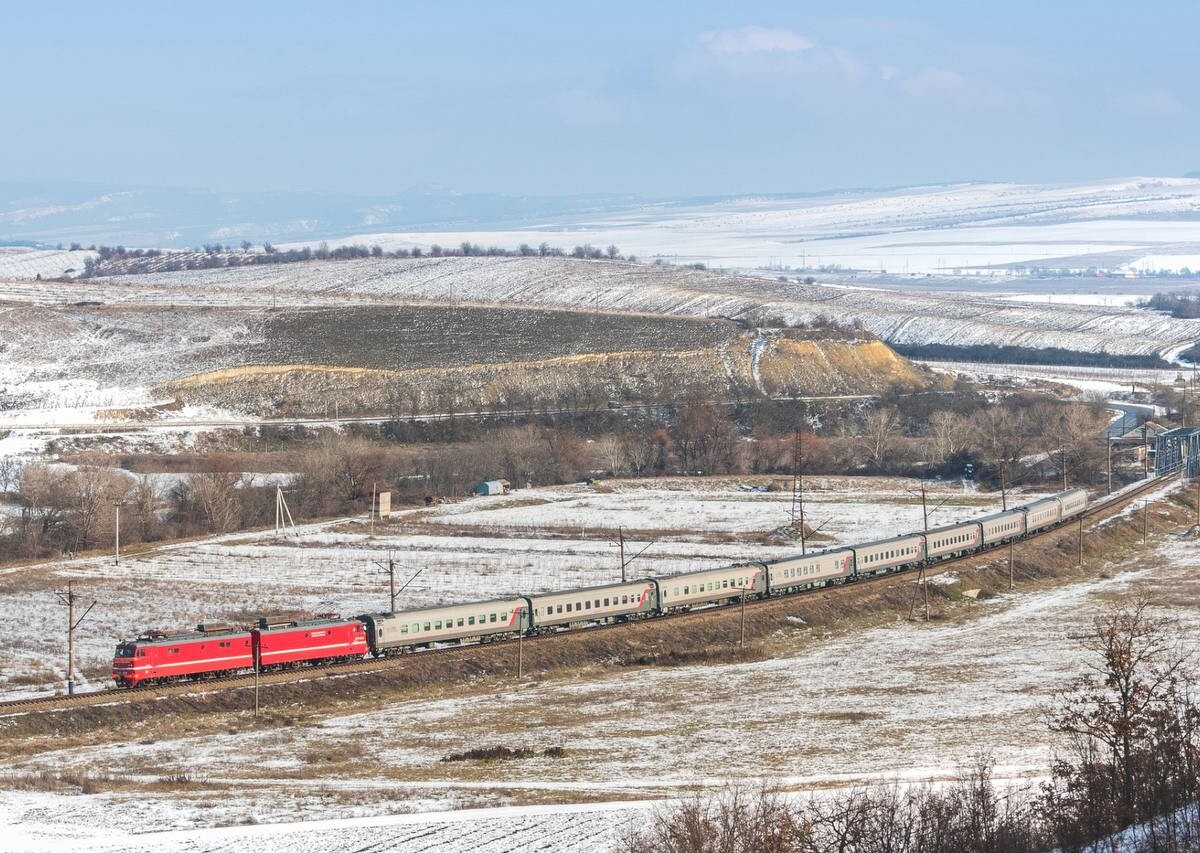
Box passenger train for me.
[112,487,1088,687]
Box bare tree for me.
[859,407,901,472]
[1046,595,1200,846]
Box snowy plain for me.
[0,479,1191,853]
[0,476,1004,699]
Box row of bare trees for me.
[624,598,1200,853]
[0,395,1121,560]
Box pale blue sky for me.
[4,1,1197,196]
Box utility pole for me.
[274,486,296,536]
[1144,429,1151,479]
[618,526,625,583]
[516,607,525,679]
[253,657,260,718]
[1008,539,1015,592]
[1078,515,1084,566]
[999,461,1008,511]
[1143,500,1149,544]
[112,499,124,565]
[610,526,655,583]
[373,554,421,614]
[790,426,807,554]
[1062,448,1068,491]
[907,562,931,622]
[370,481,377,535]
[739,589,747,650]
[54,582,96,696]
[1106,440,1113,495]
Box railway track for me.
[0,470,1179,717]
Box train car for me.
[978,509,1026,546]
[360,597,526,655]
[1055,488,1089,520]
[922,520,983,560]
[766,548,853,595]
[851,533,926,576]
[529,579,655,629]
[657,563,765,611]
[253,616,368,669]
[112,624,253,688]
[1022,497,1062,534]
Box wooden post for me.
[739,590,747,650]
[1062,449,1068,491]
[1000,462,1008,511]
[1078,515,1084,566]
[113,501,122,565]
[1143,501,1149,544]
[1008,540,1014,591]
[253,659,260,718]
[1106,441,1112,495]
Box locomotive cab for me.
[111,641,144,687]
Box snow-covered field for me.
[0,477,1004,699]
[0,247,94,280]
[65,256,1198,359]
[280,177,1200,276]
[0,479,1190,853]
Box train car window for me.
[622,595,628,604]
[595,599,600,608]
[557,605,563,614]
[585,601,591,610]
[400,625,408,634]
[435,620,443,630]
[457,618,465,627]
[468,616,475,625]
[604,598,610,607]
[566,603,572,612]
[424,622,431,631]
[490,613,497,623]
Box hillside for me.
[0,297,928,421]
[157,333,926,417]
[85,254,1200,358]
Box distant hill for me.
[0,181,845,250]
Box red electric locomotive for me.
[252,616,368,670]
[111,624,253,688]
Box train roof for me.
[126,625,250,645]
[975,507,1026,523]
[359,596,527,621]
[529,578,654,598]
[764,546,852,565]
[924,519,981,535]
[255,615,355,632]
[851,532,925,550]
